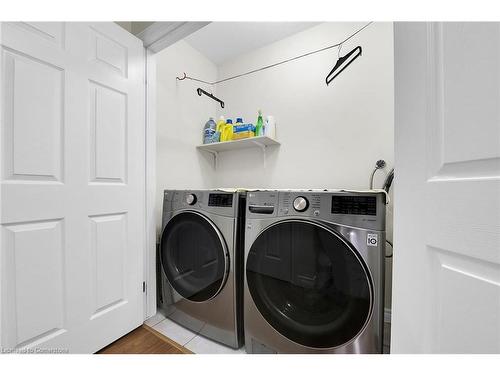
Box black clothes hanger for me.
[197,88,225,108]
[325,46,362,85]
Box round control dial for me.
[293,196,309,212]
[186,193,197,205]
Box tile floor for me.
[146,312,391,354]
[145,312,245,354]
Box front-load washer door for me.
[160,211,229,302]
[246,220,372,349]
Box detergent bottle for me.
[203,117,217,144]
[255,110,264,137]
[215,116,225,142]
[264,115,276,139]
[221,119,234,141]
[232,117,256,140]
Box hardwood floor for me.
[97,325,192,354]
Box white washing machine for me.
[244,190,386,353]
[158,190,245,348]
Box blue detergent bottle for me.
[203,117,217,144]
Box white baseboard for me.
[384,308,392,323]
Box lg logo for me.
[367,233,378,247]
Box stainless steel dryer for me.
[244,190,386,353]
[158,190,245,348]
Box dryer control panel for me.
[208,193,233,207]
[163,190,238,217]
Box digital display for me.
[208,193,233,207]
[331,196,376,216]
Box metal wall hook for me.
[176,72,187,81]
[197,88,225,108]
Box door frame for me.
[144,47,157,318]
[0,22,3,342]
[142,22,210,319]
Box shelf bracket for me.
[197,136,280,170]
[205,150,218,169]
[251,140,267,168]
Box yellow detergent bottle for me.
[221,118,234,141]
[216,116,225,142]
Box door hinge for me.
[142,281,147,293]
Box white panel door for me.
[392,22,500,353]
[0,22,145,353]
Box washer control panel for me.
[331,195,376,216]
[186,193,197,205]
[293,196,309,212]
[279,192,321,216]
[246,190,386,231]
[247,192,278,216]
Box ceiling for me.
[184,22,320,65]
[115,22,154,35]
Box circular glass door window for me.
[160,212,228,302]
[246,220,372,348]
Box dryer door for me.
[160,211,229,302]
[246,220,373,349]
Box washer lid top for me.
[160,211,229,302]
[246,220,373,349]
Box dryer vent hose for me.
[383,168,394,193]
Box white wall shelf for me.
[196,136,280,169]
